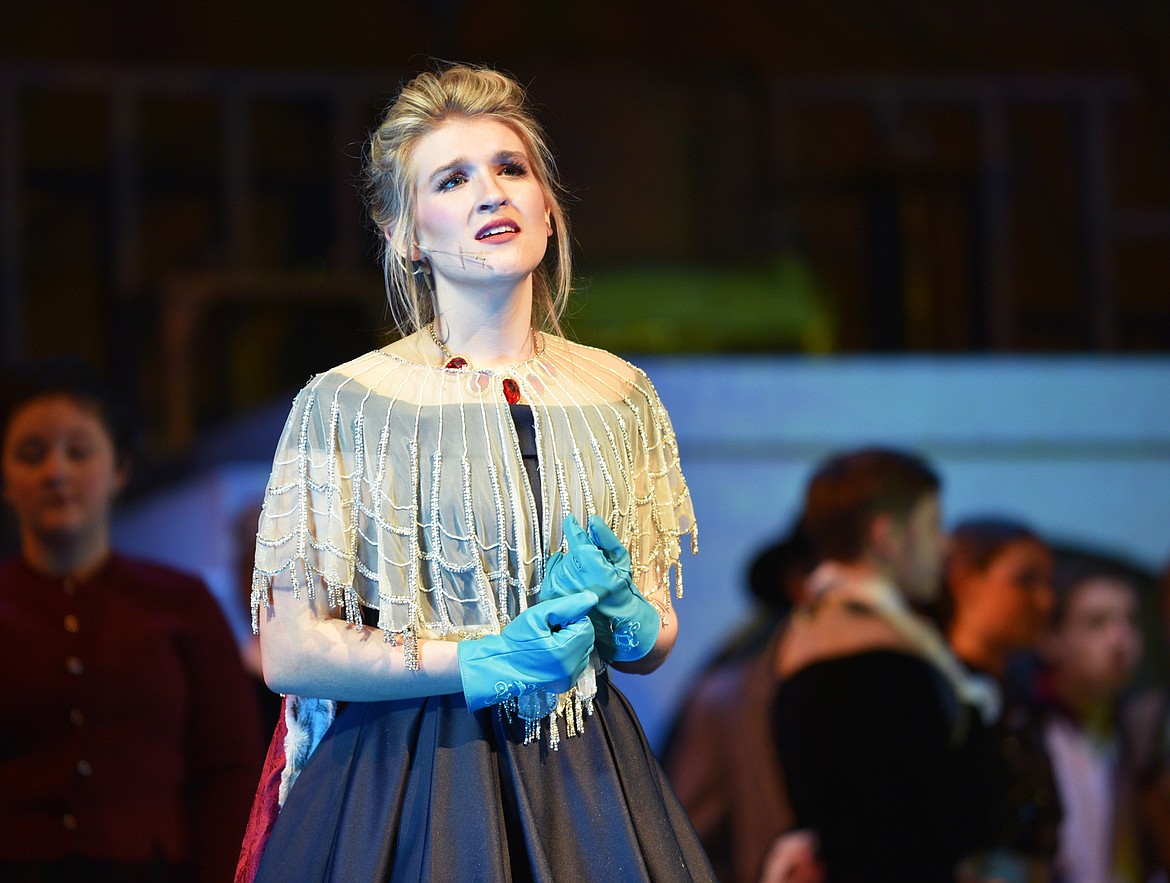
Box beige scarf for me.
[804,562,1001,726]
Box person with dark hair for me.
[771,447,997,882]
[945,518,1062,881]
[797,446,944,596]
[1032,554,1148,882]
[0,356,262,882]
[946,518,1055,683]
[235,63,710,883]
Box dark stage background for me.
[3,0,1169,458]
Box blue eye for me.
[502,162,528,177]
[438,172,467,191]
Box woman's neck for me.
[21,525,111,581]
[432,280,536,369]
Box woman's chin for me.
[32,518,98,547]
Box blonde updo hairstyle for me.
[363,63,572,337]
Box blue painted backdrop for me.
[114,356,1170,750]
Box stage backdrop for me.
[114,355,1170,751]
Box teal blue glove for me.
[457,591,597,713]
[544,514,661,663]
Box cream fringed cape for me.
[250,333,697,751]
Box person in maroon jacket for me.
[0,357,261,882]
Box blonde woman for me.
[237,64,709,882]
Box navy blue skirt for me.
[253,674,714,882]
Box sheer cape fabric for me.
[250,332,696,655]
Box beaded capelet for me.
[250,333,696,742]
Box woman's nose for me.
[478,179,508,212]
[40,447,70,480]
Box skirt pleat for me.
[254,675,713,883]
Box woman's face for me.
[958,538,1055,650]
[409,117,551,295]
[2,395,125,545]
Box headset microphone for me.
[416,244,491,270]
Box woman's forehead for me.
[6,395,110,440]
[1067,576,1138,614]
[413,118,528,174]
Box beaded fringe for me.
[250,338,696,646]
[402,629,420,671]
[246,338,698,752]
[502,681,596,751]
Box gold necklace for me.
[428,322,543,405]
[429,321,471,370]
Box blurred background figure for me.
[0,357,261,883]
[944,518,1061,882]
[946,518,1055,684]
[772,447,997,882]
[663,522,816,882]
[1031,556,1150,883]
